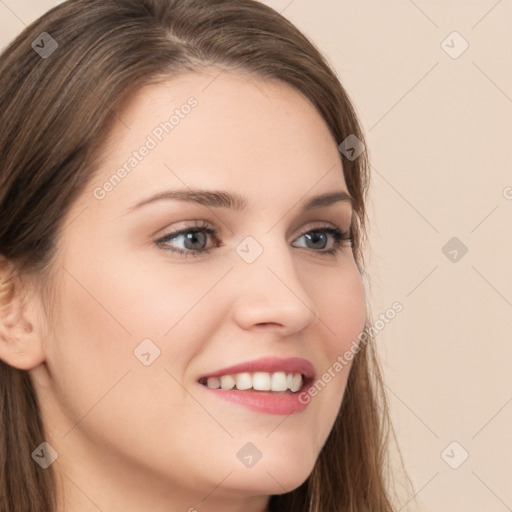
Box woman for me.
[0,0,407,510]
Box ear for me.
[0,257,46,370]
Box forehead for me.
[87,69,348,212]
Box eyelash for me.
[156,220,353,259]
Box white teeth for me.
[204,372,304,393]
[271,372,288,392]
[235,372,252,390]
[290,373,302,392]
[220,375,235,390]
[206,376,220,389]
[253,372,271,391]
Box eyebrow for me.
[125,188,354,214]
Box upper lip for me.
[198,356,316,381]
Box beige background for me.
[1,1,511,511]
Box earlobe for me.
[0,259,46,371]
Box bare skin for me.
[0,68,366,512]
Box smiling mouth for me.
[198,371,307,394]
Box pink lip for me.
[197,357,315,415]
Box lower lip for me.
[198,384,310,415]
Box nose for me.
[228,240,320,336]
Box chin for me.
[225,467,313,498]
[226,446,317,496]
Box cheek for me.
[49,251,232,400]
[60,237,221,338]
[317,263,366,357]
[303,263,365,430]
[45,262,212,463]
[44,268,136,425]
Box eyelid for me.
[294,220,350,235]
[157,219,217,237]
[156,219,348,241]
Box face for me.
[28,69,366,511]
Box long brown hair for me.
[0,1,409,510]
